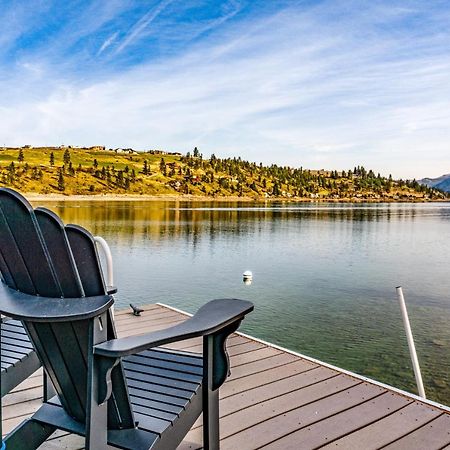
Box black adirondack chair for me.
[0,188,253,449]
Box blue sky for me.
[1,0,449,178]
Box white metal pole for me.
[396,286,426,399]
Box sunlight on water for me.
[35,199,450,404]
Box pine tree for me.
[160,158,166,176]
[63,149,71,165]
[116,170,124,187]
[18,149,24,163]
[8,162,15,183]
[58,169,65,191]
[49,152,55,166]
[143,160,149,175]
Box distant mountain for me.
[435,178,450,192]
[420,174,450,192]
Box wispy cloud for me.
[97,32,119,56]
[114,0,175,55]
[0,1,449,178]
[187,0,242,42]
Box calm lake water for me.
[37,200,450,404]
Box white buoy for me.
[243,271,253,284]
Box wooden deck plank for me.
[117,309,182,322]
[228,346,282,366]
[118,317,186,334]
[216,381,385,449]
[117,311,184,327]
[260,392,412,449]
[319,401,441,450]
[115,310,182,324]
[188,365,346,434]
[227,352,298,380]
[220,358,317,399]
[162,334,245,352]
[219,366,344,417]
[1,303,449,450]
[173,339,267,357]
[383,413,450,450]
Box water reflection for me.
[35,200,450,404]
[43,200,450,242]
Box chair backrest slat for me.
[0,206,36,294]
[35,208,85,298]
[0,236,18,289]
[0,189,62,297]
[66,225,106,297]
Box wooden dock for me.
[3,303,450,449]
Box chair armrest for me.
[94,298,253,358]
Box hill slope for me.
[0,146,446,201]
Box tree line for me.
[0,146,446,199]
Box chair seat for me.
[124,347,203,436]
[39,347,204,449]
[1,319,40,396]
[0,321,204,440]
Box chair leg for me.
[43,370,56,402]
[86,315,108,450]
[4,418,55,449]
[203,334,220,450]
[203,389,219,450]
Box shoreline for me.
[24,193,448,203]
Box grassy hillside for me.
[0,146,446,200]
